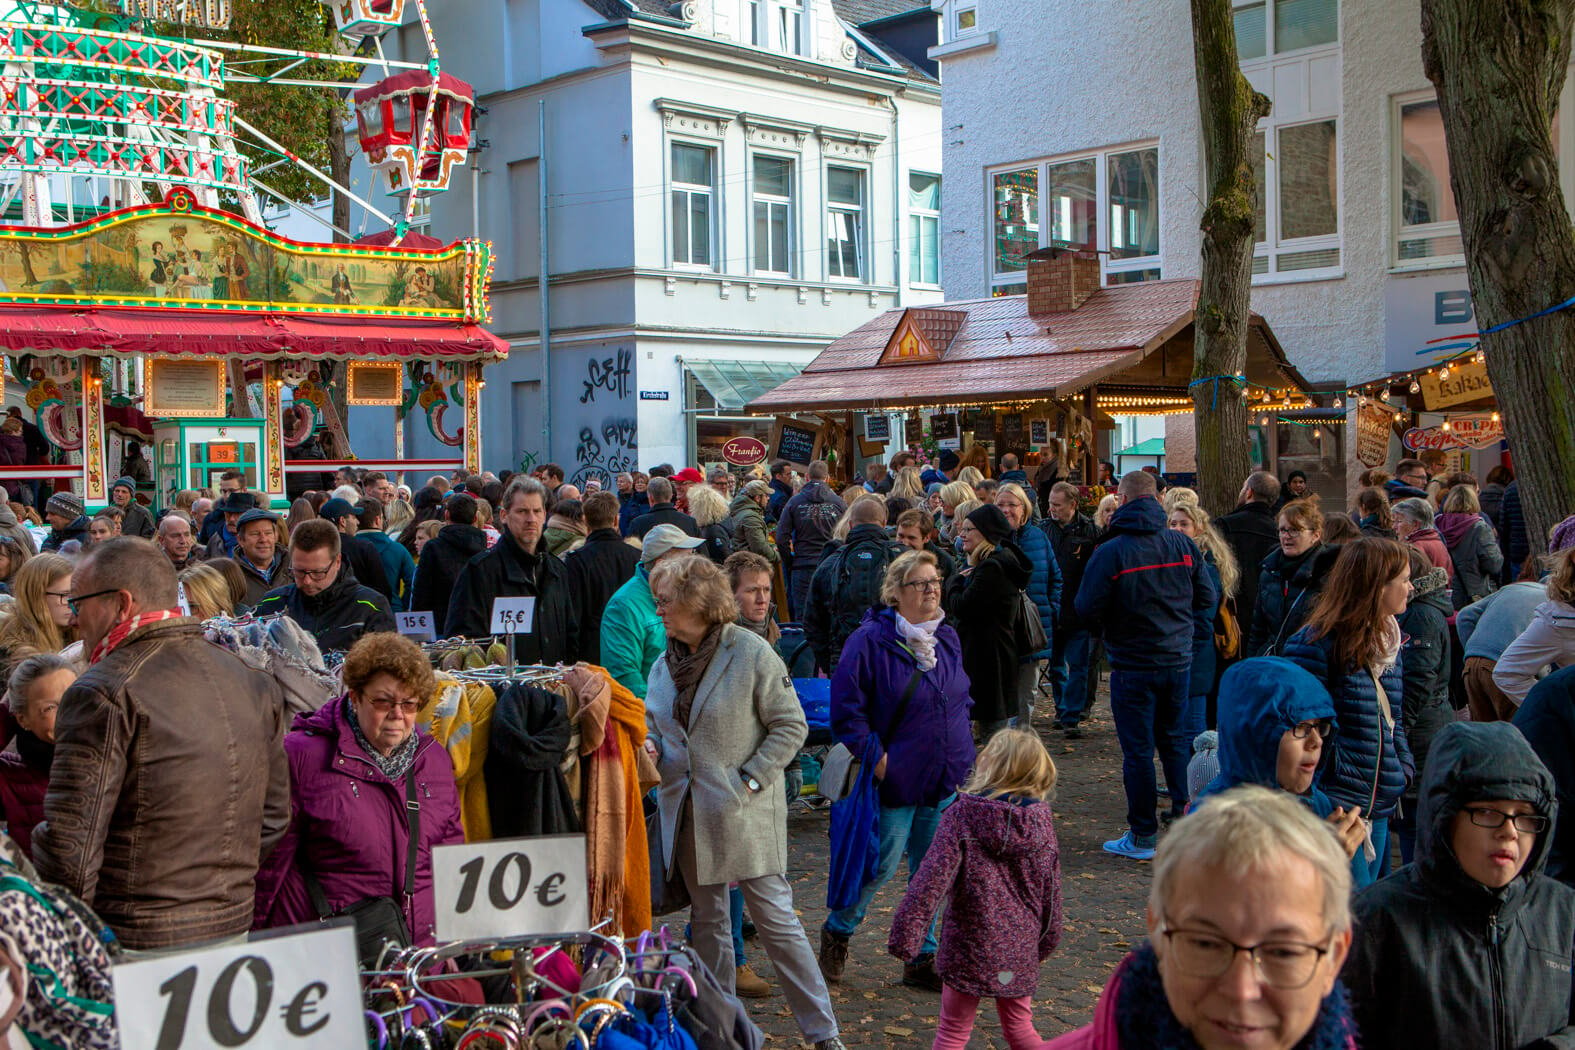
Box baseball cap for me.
[319,497,360,521]
[641,523,704,564]
[671,468,705,484]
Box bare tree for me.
[1421,0,1575,554]
[1187,0,1272,516]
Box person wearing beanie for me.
[1552,514,1575,556]
[41,491,88,552]
[109,475,154,539]
[921,449,960,489]
[942,503,1031,738]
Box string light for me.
[1409,379,1421,394]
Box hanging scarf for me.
[666,625,724,731]
[735,613,781,646]
[344,696,421,781]
[1115,942,1357,1050]
[895,612,943,671]
[87,608,183,665]
[1375,615,1402,674]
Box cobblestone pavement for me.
[734,684,1157,1048]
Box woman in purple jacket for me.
[253,632,463,948]
[820,549,975,991]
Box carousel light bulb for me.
[1438,367,1451,381]
[1475,352,1486,365]
[1380,389,1392,403]
[1409,379,1421,394]
[1359,396,1368,408]
[1332,397,1344,409]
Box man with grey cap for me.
[728,479,779,565]
[233,506,289,607]
[41,491,88,551]
[600,523,704,698]
[204,489,256,558]
[108,475,154,538]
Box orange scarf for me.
[88,608,183,664]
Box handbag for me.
[305,772,418,968]
[1214,596,1241,660]
[818,669,923,803]
[647,796,690,917]
[1014,588,1048,654]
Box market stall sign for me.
[930,413,960,449]
[1403,413,1506,452]
[346,361,404,405]
[491,596,536,634]
[113,923,362,1049]
[773,420,819,468]
[433,835,589,941]
[396,610,435,641]
[1419,359,1494,410]
[1030,419,1050,445]
[723,436,768,467]
[1356,402,1396,467]
[864,415,891,442]
[145,358,226,418]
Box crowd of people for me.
[0,443,1574,1049]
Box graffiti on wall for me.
[580,348,632,404]
[570,416,638,489]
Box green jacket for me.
[728,492,778,564]
[599,564,667,698]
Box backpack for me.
[0,846,117,1050]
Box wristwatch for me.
[741,771,762,793]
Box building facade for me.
[353,0,943,483]
[930,0,1530,493]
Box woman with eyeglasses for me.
[0,553,75,673]
[821,549,975,991]
[1247,498,1339,657]
[1344,722,1575,1050]
[1194,657,1363,860]
[1282,538,1414,890]
[253,631,463,954]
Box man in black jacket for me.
[318,496,393,607]
[775,460,846,619]
[628,476,699,539]
[1216,471,1282,633]
[1043,481,1101,737]
[445,478,578,664]
[253,520,394,652]
[566,490,640,660]
[411,493,488,635]
[804,499,899,674]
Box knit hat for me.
[938,449,961,473]
[967,503,1013,546]
[111,476,137,496]
[1551,514,1575,554]
[45,491,82,520]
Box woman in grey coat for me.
[1437,485,1505,610]
[644,555,845,1050]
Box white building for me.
[355,0,944,483]
[929,0,1525,492]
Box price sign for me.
[490,596,536,634]
[395,610,435,641]
[113,924,362,1050]
[433,835,589,941]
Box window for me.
[745,0,806,55]
[826,166,866,280]
[989,145,1160,289]
[955,5,977,33]
[1394,97,1463,264]
[670,144,715,268]
[752,155,793,275]
[909,172,941,285]
[1231,0,1335,57]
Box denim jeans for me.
[825,801,945,956]
[1048,629,1095,726]
[1109,666,1192,840]
[1351,817,1390,890]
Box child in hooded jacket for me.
[888,729,1062,1050]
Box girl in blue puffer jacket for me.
[1282,537,1414,889]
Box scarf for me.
[1375,615,1402,674]
[88,607,183,665]
[735,613,781,646]
[667,625,723,731]
[345,696,421,781]
[1115,942,1356,1050]
[895,612,943,671]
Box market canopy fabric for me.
[0,305,509,361]
[747,278,1306,414]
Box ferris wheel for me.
[0,0,474,242]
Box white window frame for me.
[953,4,978,37]
[825,163,868,282]
[743,0,808,56]
[1231,0,1338,60]
[908,170,942,288]
[750,151,796,278]
[985,142,1162,293]
[669,141,718,271]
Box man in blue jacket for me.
[1075,469,1216,860]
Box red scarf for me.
[88,608,184,665]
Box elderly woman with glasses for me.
[820,549,975,991]
[1045,785,1358,1050]
[253,632,463,954]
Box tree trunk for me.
[328,115,351,243]
[1189,0,1272,517]
[1421,0,1575,556]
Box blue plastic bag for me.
[826,739,882,910]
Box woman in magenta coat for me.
[253,633,462,946]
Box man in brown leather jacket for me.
[32,537,289,954]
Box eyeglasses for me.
[64,588,120,615]
[1464,806,1549,834]
[362,695,422,716]
[1290,718,1333,740]
[902,579,943,593]
[1159,925,1334,990]
[653,595,676,610]
[1277,526,1314,536]
[293,562,337,582]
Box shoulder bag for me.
[305,772,419,968]
[818,668,923,803]
[1014,588,1048,654]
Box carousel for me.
[0,0,503,509]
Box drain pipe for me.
[539,98,551,459]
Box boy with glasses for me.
[1343,721,1575,1049]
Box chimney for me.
[1025,248,1101,315]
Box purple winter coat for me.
[252,696,464,946]
[888,793,1062,998]
[830,607,974,808]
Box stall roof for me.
[0,305,509,361]
[747,279,1306,414]
[1114,438,1166,457]
[687,359,806,411]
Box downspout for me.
[539,98,552,460]
[888,90,902,305]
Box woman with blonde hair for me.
[383,497,414,540]
[890,466,927,505]
[1161,487,1199,512]
[955,465,985,492]
[0,553,74,670]
[686,483,733,564]
[1436,483,1504,609]
[994,482,1060,727]
[1494,548,1575,703]
[1167,501,1240,732]
[1094,493,1119,530]
[179,563,235,620]
[413,519,444,557]
[937,481,976,544]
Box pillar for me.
[81,356,106,504]
[464,360,483,475]
[263,360,286,505]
